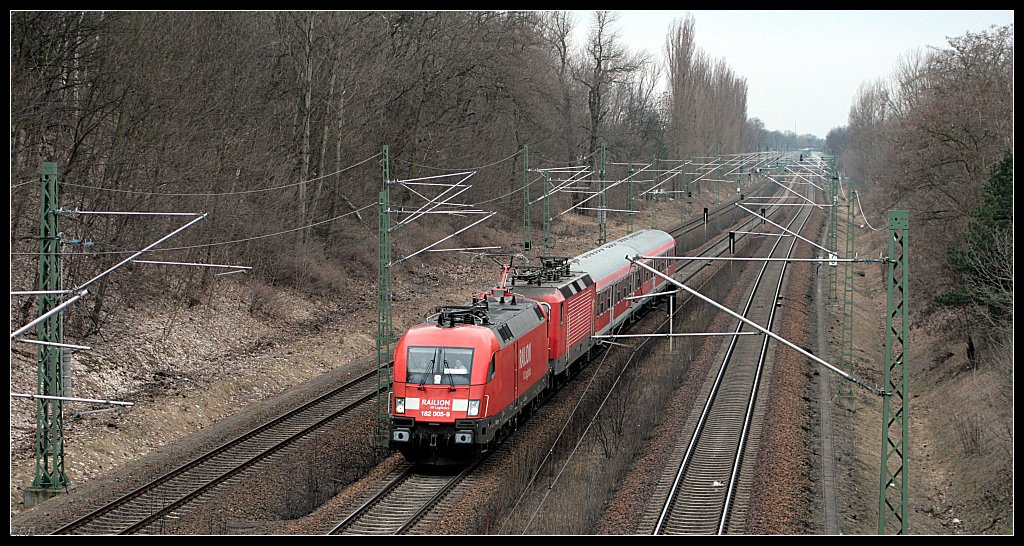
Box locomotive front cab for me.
[389,294,549,465]
[389,323,499,463]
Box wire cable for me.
[532,148,600,167]
[10,203,376,256]
[57,152,381,197]
[11,164,535,257]
[468,174,544,207]
[516,273,719,534]
[855,189,882,231]
[498,339,619,535]
[391,149,521,172]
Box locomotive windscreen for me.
[406,346,474,386]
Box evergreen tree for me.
[937,149,1013,321]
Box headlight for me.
[395,397,405,414]
[467,400,480,417]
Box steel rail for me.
[718,200,811,534]
[653,194,810,534]
[53,367,384,535]
[328,464,417,535]
[328,455,484,535]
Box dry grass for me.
[830,218,1013,535]
[480,209,778,534]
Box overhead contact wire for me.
[57,152,381,196]
[10,203,376,256]
[391,149,522,172]
[521,271,722,534]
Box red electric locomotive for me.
[389,229,677,464]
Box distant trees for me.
[827,24,1013,312]
[665,15,748,159]
[539,11,579,164]
[574,11,649,165]
[823,126,848,162]
[753,123,824,152]
[10,10,764,333]
[831,27,1013,526]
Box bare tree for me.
[839,24,1013,309]
[540,11,580,164]
[8,11,704,329]
[574,11,648,165]
[665,15,748,159]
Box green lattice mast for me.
[374,145,393,447]
[828,169,839,306]
[879,210,910,534]
[650,156,658,229]
[27,162,69,503]
[626,162,634,233]
[679,160,687,229]
[838,176,856,398]
[522,144,531,259]
[598,143,607,246]
[542,171,552,256]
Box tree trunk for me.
[298,13,315,244]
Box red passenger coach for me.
[578,229,678,336]
[509,257,596,380]
[389,229,677,464]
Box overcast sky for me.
[569,10,1014,139]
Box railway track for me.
[665,181,792,287]
[53,368,385,535]
[328,457,484,535]
[667,175,777,244]
[646,189,817,535]
[327,172,795,537]
[41,165,787,536]
[494,175,802,535]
